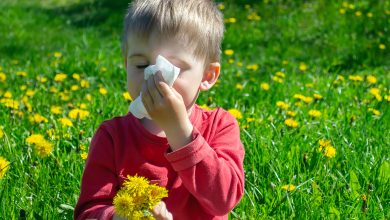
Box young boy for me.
[74,0,245,219]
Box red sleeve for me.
[74,125,117,220]
[164,110,245,216]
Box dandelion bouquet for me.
[113,175,168,220]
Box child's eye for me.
[136,64,149,69]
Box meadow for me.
[0,0,389,219]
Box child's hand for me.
[151,201,173,220]
[141,71,193,150]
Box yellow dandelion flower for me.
[281,184,296,191]
[0,127,4,138]
[285,118,299,128]
[349,75,363,81]
[366,75,377,84]
[34,140,53,157]
[260,82,270,91]
[0,72,6,82]
[247,12,261,21]
[379,44,386,50]
[228,109,243,119]
[293,94,313,103]
[276,101,290,110]
[313,94,323,100]
[113,192,135,218]
[79,103,87,109]
[305,83,314,88]
[218,3,225,10]
[272,76,284,83]
[0,156,10,179]
[246,117,256,123]
[99,87,108,95]
[69,109,90,120]
[236,83,244,90]
[54,73,67,82]
[26,134,46,145]
[246,64,259,71]
[85,94,92,101]
[1,98,19,109]
[368,108,381,116]
[287,111,296,117]
[51,106,62,115]
[319,139,331,147]
[369,88,382,101]
[20,85,27,91]
[276,71,285,78]
[37,76,48,83]
[16,71,27,77]
[308,109,321,118]
[29,114,48,124]
[72,73,81,80]
[79,144,87,151]
[224,49,234,56]
[199,104,211,110]
[46,129,56,140]
[80,79,90,88]
[225,17,237,23]
[3,91,12,98]
[355,11,362,16]
[367,12,373,17]
[53,52,62,58]
[339,8,346,14]
[71,85,80,91]
[384,95,390,102]
[299,63,307,71]
[25,90,35,97]
[59,118,73,127]
[114,175,168,220]
[323,145,336,158]
[80,152,88,160]
[123,92,132,102]
[49,87,58,93]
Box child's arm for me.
[142,74,245,216]
[165,110,245,216]
[74,125,117,220]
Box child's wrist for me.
[165,120,193,151]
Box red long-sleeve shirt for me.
[74,104,245,220]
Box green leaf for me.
[329,207,340,219]
[378,161,390,184]
[311,181,322,206]
[349,170,361,199]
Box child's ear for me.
[200,62,220,91]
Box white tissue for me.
[129,55,181,119]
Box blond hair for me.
[122,0,224,63]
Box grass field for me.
[0,0,389,219]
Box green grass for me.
[1,0,389,219]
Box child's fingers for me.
[154,71,166,96]
[158,81,174,98]
[152,201,172,220]
[147,75,162,102]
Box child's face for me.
[125,32,208,113]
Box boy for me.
[74,0,245,219]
